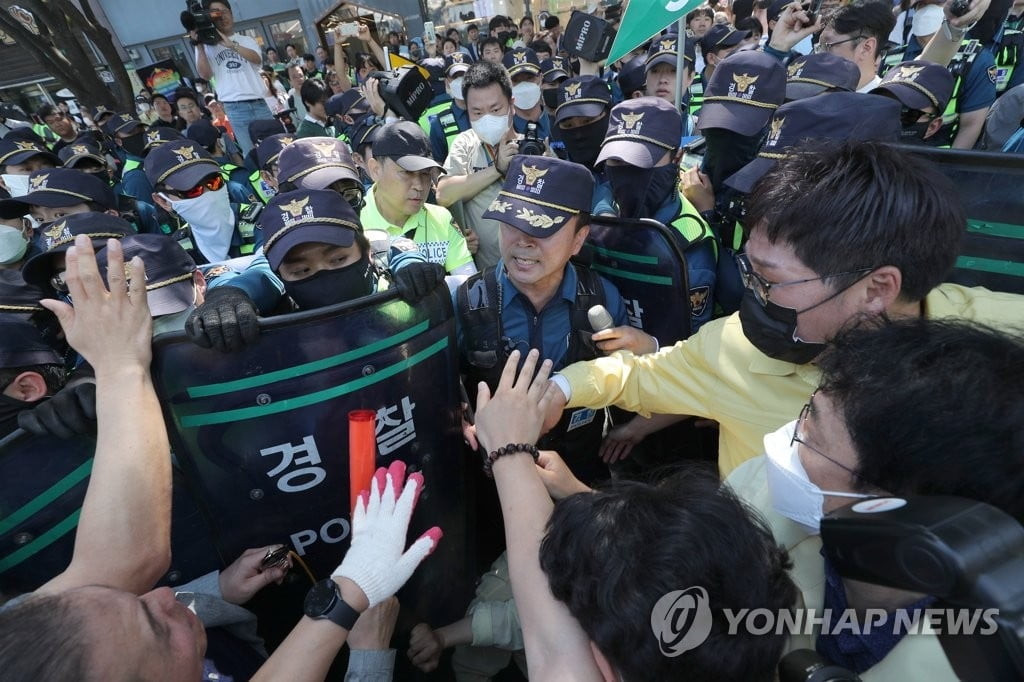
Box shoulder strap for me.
[567,263,607,363]
[457,267,506,373]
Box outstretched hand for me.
[40,235,152,374]
[219,545,292,605]
[474,349,557,454]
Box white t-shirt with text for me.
[199,34,265,102]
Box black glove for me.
[393,262,446,304]
[185,286,261,353]
[18,381,97,439]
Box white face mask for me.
[449,77,465,102]
[161,186,235,263]
[763,420,872,534]
[0,224,29,264]
[471,112,511,146]
[1,173,31,197]
[512,81,542,110]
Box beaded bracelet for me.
[483,443,540,477]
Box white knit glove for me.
[333,459,443,608]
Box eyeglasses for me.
[735,253,873,307]
[178,103,200,112]
[790,398,861,478]
[177,174,224,199]
[899,106,937,127]
[814,34,866,53]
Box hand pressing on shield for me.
[474,349,558,455]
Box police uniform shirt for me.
[442,129,505,269]
[513,110,553,142]
[957,47,997,114]
[428,102,470,164]
[361,186,475,275]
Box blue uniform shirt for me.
[513,111,553,144]
[959,46,998,113]
[428,102,470,162]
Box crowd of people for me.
[0,0,1023,679]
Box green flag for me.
[606,0,706,65]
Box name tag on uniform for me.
[567,408,596,432]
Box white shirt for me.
[199,34,265,102]
[857,75,883,93]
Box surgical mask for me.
[472,112,511,146]
[541,88,560,112]
[763,420,871,534]
[0,224,29,264]
[560,117,609,168]
[738,289,828,364]
[1,174,30,197]
[121,132,147,158]
[284,253,375,309]
[605,164,679,219]
[161,187,234,263]
[449,77,465,101]
[512,81,542,110]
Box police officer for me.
[347,117,381,191]
[870,61,956,144]
[784,52,861,101]
[428,52,474,162]
[20,212,132,297]
[183,118,257,199]
[361,121,476,276]
[554,76,613,178]
[253,132,294,202]
[57,142,113,183]
[0,139,60,198]
[103,112,157,205]
[0,169,117,238]
[698,24,755,84]
[644,33,699,130]
[503,47,553,141]
[458,155,655,485]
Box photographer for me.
[190,0,273,155]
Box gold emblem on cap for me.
[514,51,527,64]
[311,140,339,160]
[659,39,675,51]
[521,164,548,186]
[280,136,295,146]
[175,145,198,162]
[147,130,162,143]
[281,196,310,218]
[767,117,785,145]
[72,144,90,155]
[452,53,465,63]
[120,113,133,122]
[620,111,645,129]
[44,220,67,240]
[515,207,564,229]
[488,199,512,213]
[15,141,38,151]
[29,173,49,191]
[787,61,803,77]
[733,73,759,93]
[894,65,924,82]
[564,81,582,97]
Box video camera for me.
[779,495,1024,682]
[366,66,433,122]
[180,0,221,46]
[564,10,617,63]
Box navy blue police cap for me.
[184,118,222,151]
[256,133,296,171]
[645,34,696,72]
[0,269,45,315]
[596,96,681,168]
[541,57,570,83]
[248,119,287,147]
[699,25,751,55]
[103,112,144,137]
[143,126,185,153]
[373,121,445,172]
[95,233,197,316]
[697,50,786,136]
[0,314,62,368]
[0,168,116,219]
[0,138,60,168]
[555,76,613,124]
[277,137,360,190]
[144,139,221,191]
[503,47,542,77]
[58,141,107,169]
[20,212,132,290]
[445,52,474,78]
[483,156,594,238]
[786,53,861,101]
[260,189,362,271]
[871,60,956,113]
[348,118,381,155]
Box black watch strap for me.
[304,578,361,630]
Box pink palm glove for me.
[333,460,443,608]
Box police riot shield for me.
[151,286,472,626]
[897,145,1024,295]
[580,216,694,344]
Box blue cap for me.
[103,112,144,137]
[503,48,542,77]
[144,139,221,191]
[260,189,362,270]
[0,168,115,219]
[95,233,197,316]
[91,105,115,123]
[541,57,570,83]
[699,25,751,55]
[872,60,955,112]
[143,126,185,153]
[596,97,681,168]
[483,156,594,238]
[0,270,45,314]
[645,34,695,72]
[555,76,612,124]
[256,133,296,170]
[617,55,648,99]
[184,118,221,150]
[348,118,381,154]
[277,137,360,190]
[21,212,132,289]
[0,139,60,168]
[326,90,368,119]
[58,141,107,168]
[0,314,61,368]
[445,52,475,77]
[248,119,287,147]
[786,53,861,100]
[697,50,786,136]
[725,92,901,193]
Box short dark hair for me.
[266,46,278,55]
[302,53,315,62]
[818,318,1024,519]
[480,36,504,53]
[826,0,896,58]
[519,15,534,28]
[543,15,560,30]
[745,141,964,302]
[687,6,715,22]
[463,60,513,105]
[489,15,510,32]
[300,79,329,108]
[468,23,480,33]
[173,88,200,107]
[574,210,592,233]
[540,468,796,682]
[36,104,59,121]
[0,364,66,395]
[204,0,231,11]
[151,93,169,104]
[0,593,90,681]
[528,39,551,55]
[736,16,763,36]
[443,37,458,51]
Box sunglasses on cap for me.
[174,173,225,199]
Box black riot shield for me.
[580,216,694,345]
[151,285,472,627]
[897,145,1024,295]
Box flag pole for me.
[674,18,686,111]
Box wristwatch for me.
[303,578,361,630]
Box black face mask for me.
[900,122,931,142]
[0,393,30,439]
[560,118,609,168]
[121,132,147,158]
[284,254,375,309]
[738,289,828,364]
[542,88,560,112]
[606,163,679,219]
[700,127,765,192]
